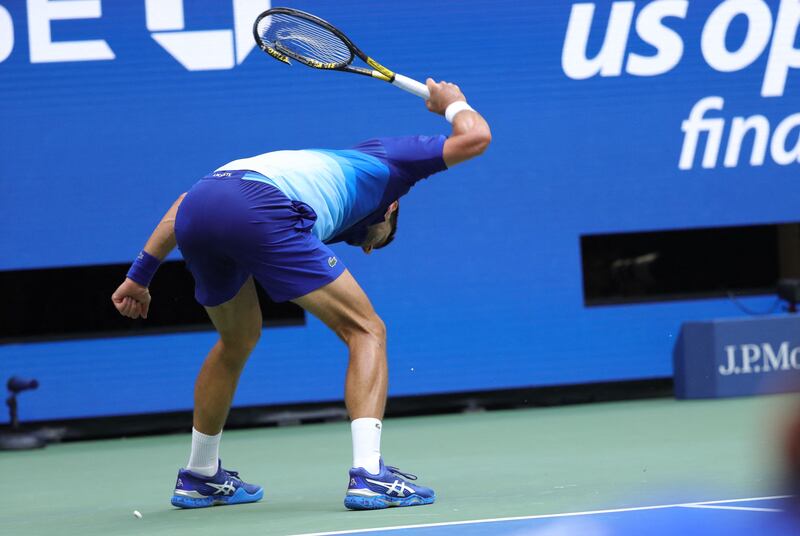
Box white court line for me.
[681,504,783,513]
[692,495,790,505]
[288,495,792,536]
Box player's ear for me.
[386,201,399,217]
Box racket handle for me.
[392,74,430,99]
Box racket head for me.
[253,8,356,70]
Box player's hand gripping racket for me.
[253,7,430,99]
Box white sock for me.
[186,428,221,477]
[351,418,382,474]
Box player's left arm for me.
[111,193,186,320]
[140,193,186,260]
[424,79,491,167]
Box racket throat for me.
[371,70,393,82]
[366,58,395,81]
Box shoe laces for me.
[224,469,242,483]
[386,466,418,481]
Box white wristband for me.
[445,101,475,123]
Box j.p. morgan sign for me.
[719,342,800,376]
[674,316,800,399]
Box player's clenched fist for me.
[112,278,151,320]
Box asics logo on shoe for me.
[207,480,237,495]
[176,478,184,488]
[365,478,415,498]
[350,478,357,487]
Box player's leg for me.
[171,278,265,508]
[172,278,264,508]
[193,276,262,439]
[293,269,387,421]
[293,270,435,510]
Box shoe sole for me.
[171,487,264,509]
[344,493,435,510]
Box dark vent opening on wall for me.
[0,261,304,343]
[581,223,800,306]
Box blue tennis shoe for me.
[171,461,263,508]
[345,459,435,510]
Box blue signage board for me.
[2,0,799,419]
[674,315,800,399]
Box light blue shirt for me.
[217,149,388,242]
[215,136,448,244]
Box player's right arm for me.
[111,193,186,320]
[425,79,491,167]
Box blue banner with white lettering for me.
[674,316,800,398]
[2,0,800,419]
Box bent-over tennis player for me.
[111,79,491,510]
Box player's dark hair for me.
[374,204,399,250]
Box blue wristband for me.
[126,250,161,287]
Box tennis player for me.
[111,79,490,510]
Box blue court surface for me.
[293,496,798,536]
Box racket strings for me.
[257,14,351,66]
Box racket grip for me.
[392,74,430,99]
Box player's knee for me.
[240,326,262,352]
[366,316,386,345]
[342,315,386,348]
[220,325,261,355]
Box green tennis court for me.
[1,395,791,536]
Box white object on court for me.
[133,510,142,519]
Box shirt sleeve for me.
[329,135,448,246]
[352,135,448,187]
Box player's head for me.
[361,201,399,254]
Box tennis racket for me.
[253,7,431,100]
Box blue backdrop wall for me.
[2,0,799,420]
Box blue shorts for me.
[175,172,346,306]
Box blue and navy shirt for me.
[215,135,448,244]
